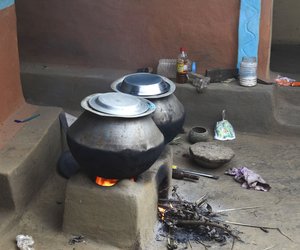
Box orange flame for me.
[95,176,136,187]
[95,176,118,187]
[158,206,166,220]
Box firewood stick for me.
[224,220,293,242]
[215,206,262,213]
[175,219,241,240]
[231,237,235,250]
[158,198,193,205]
[195,193,208,206]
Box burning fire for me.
[95,176,118,187]
[95,176,136,187]
[158,206,166,220]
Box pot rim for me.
[111,73,176,99]
[81,93,156,118]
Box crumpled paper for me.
[275,75,295,86]
[16,235,35,250]
[225,167,271,192]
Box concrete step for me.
[0,105,62,232]
[175,82,277,135]
[275,103,300,126]
[19,63,300,136]
[21,62,131,110]
[0,209,18,236]
[273,85,300,131]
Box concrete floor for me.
[1,130,300,249]
[2,61,300,249]
[168,132,300,250]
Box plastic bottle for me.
[239,56,257,87]
[176,47,190,83]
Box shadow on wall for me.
[270,0,300,75]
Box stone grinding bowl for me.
[188,126,209,144]
[189,142,235,169]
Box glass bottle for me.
[176,47,190,83]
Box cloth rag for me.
[225,167,271,192]
[16,235,35,250]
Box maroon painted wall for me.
[0,5,24,123]
[15,0,272,79]
[15,0,240,73]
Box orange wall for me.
[0,5,24,123]
[15,0,272,79]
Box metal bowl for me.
[81,92,156,118]
[111,73,176,99]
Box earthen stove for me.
[63,146,173,249]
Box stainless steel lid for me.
[81,92,156,118]
[111,73,176,99]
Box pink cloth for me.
[225,167,271,192]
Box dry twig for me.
[230,238,235,250]
[224,220,293,242]
[158,189,241,248]
[214,206,262,214]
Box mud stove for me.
[63,146,173,249]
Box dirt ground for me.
[2,130,300,250]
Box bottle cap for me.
[192,62,197,73]
[180,47,187,52]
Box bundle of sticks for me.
[157,186,241,249]
[157,186,293,249]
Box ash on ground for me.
[156,186,241,249]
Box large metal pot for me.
[67,92,165,179]
[150,94,185,143]
[111,73,185,143]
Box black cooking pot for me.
[67,93,165,179]
[150,94,185,143]
[111,73,185,143]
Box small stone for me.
[189,142,235,169]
